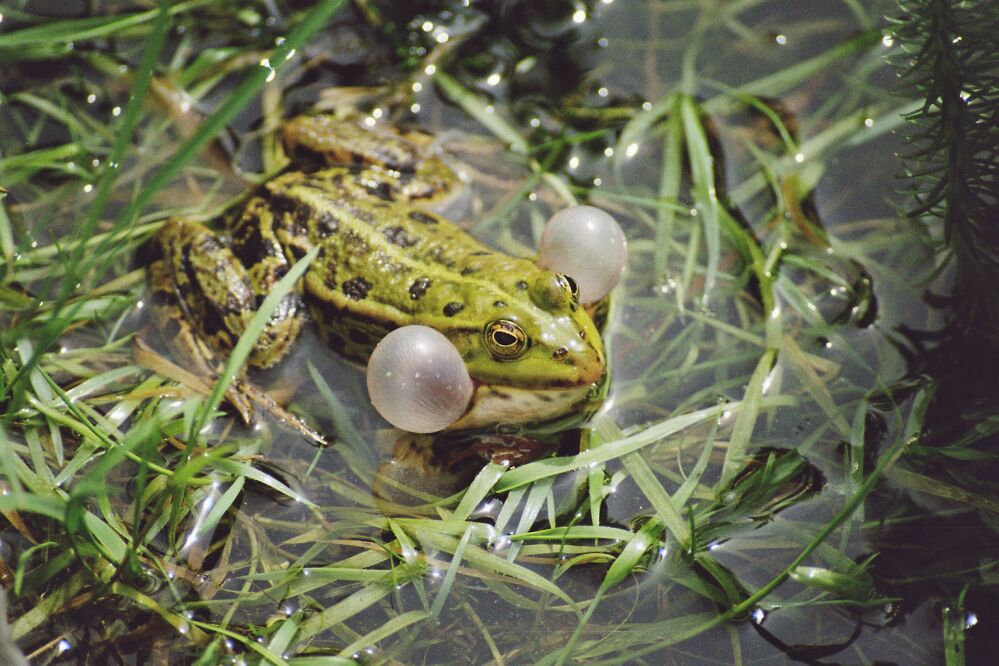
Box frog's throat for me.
[446,382,596,431]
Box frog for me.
[145,113,607,436]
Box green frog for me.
[146,114,606,434]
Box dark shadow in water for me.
[750,618,865,665]
[868,322,999,662]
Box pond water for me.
[1,0,996,664]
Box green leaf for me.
[790,566,874,602]
[434,71,528,154]
[452,462,506,521]
[336,610,429,658]
[496,403,729,492]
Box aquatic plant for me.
[893,0,999,337]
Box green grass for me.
[0,0,992,664]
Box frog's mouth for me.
[445,381,598,431]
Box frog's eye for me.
[485,320,528,359]
[539,205,628,305]
[559,274,579,300]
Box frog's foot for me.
[446,434,553,468]
[133,337,327,447]
[235,379,328,447]
[133,335,256,423]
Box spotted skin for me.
[147,115,607,430]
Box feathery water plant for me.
[892,0,999,336]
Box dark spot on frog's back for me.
[230,218,266,262]
[409,276,431,300]
[366,181,394,202]
[268,195,298,226]
[443,302,465,317]
[408,211,438,225]
[200,304,228,338]
[293,203,316,228]
[284,144,331,170]
[342,277,372,300]
[316,211,339,237]
[383,226,418,247]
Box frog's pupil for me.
[493,330,518,346]
[563,275,578,296]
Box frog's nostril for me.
[553,347,568,360]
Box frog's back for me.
[146,114,607,434]
[238,168,543,355]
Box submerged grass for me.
[0,0,990,664]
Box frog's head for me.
[444,269,606,430]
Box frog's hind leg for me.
[146,245,256,423]
[280,114,459,207]
[146,219,307,422]
[155,218,306,369]
[281,114,421,173]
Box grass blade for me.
[495,403,729,492]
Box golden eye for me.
[485,320,528,359]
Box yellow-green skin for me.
[147,115,606,430]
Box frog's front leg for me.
[147,218,307,416]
